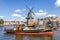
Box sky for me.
[0,0,60,21]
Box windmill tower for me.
[26,6,35,27]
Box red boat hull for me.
[14,32,53,36]
[4,30,53,36]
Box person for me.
[13,25,19,31]
[19,26,23,31]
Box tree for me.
[0,19,4,24]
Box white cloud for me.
[11,9,26,21]
[11,13,25,21]
[14,9,22,13]
[46,14,56,17]
[12,13,21,17]
[39,10,46,12]
[35,10,48,17]
[0,16,4,18]
[14,9,26,13]
[55,0,60,7]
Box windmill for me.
[26,6,35,27]
[26,6,35,19]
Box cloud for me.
[39,10,46,12]
[14,9,26,13]
[55,0,60,7]
[11,9,26,21]
[11,13,25,21]
[12,13,21,17]
[46,14,56,17]
[35,10,48,17]
[14,9,22,13]
[0,16,4,18]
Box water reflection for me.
[0,26,53,40]
[1,26,60,40]
[14,35,53,40]
[53,27,60,40]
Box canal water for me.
[0,26,60,40]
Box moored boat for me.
[4,7,54,36]
[4,27,53,36]
[4,29,53,36]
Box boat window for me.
[46,21,53,28]
[38,21,43,25]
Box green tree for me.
[0,19,4,24]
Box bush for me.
[0,19,4,24]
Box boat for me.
[4,7,53,36]
[4,26,53,36]
[4,29,53,36]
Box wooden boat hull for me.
[4,30,53,36]
[15,32,53,36]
